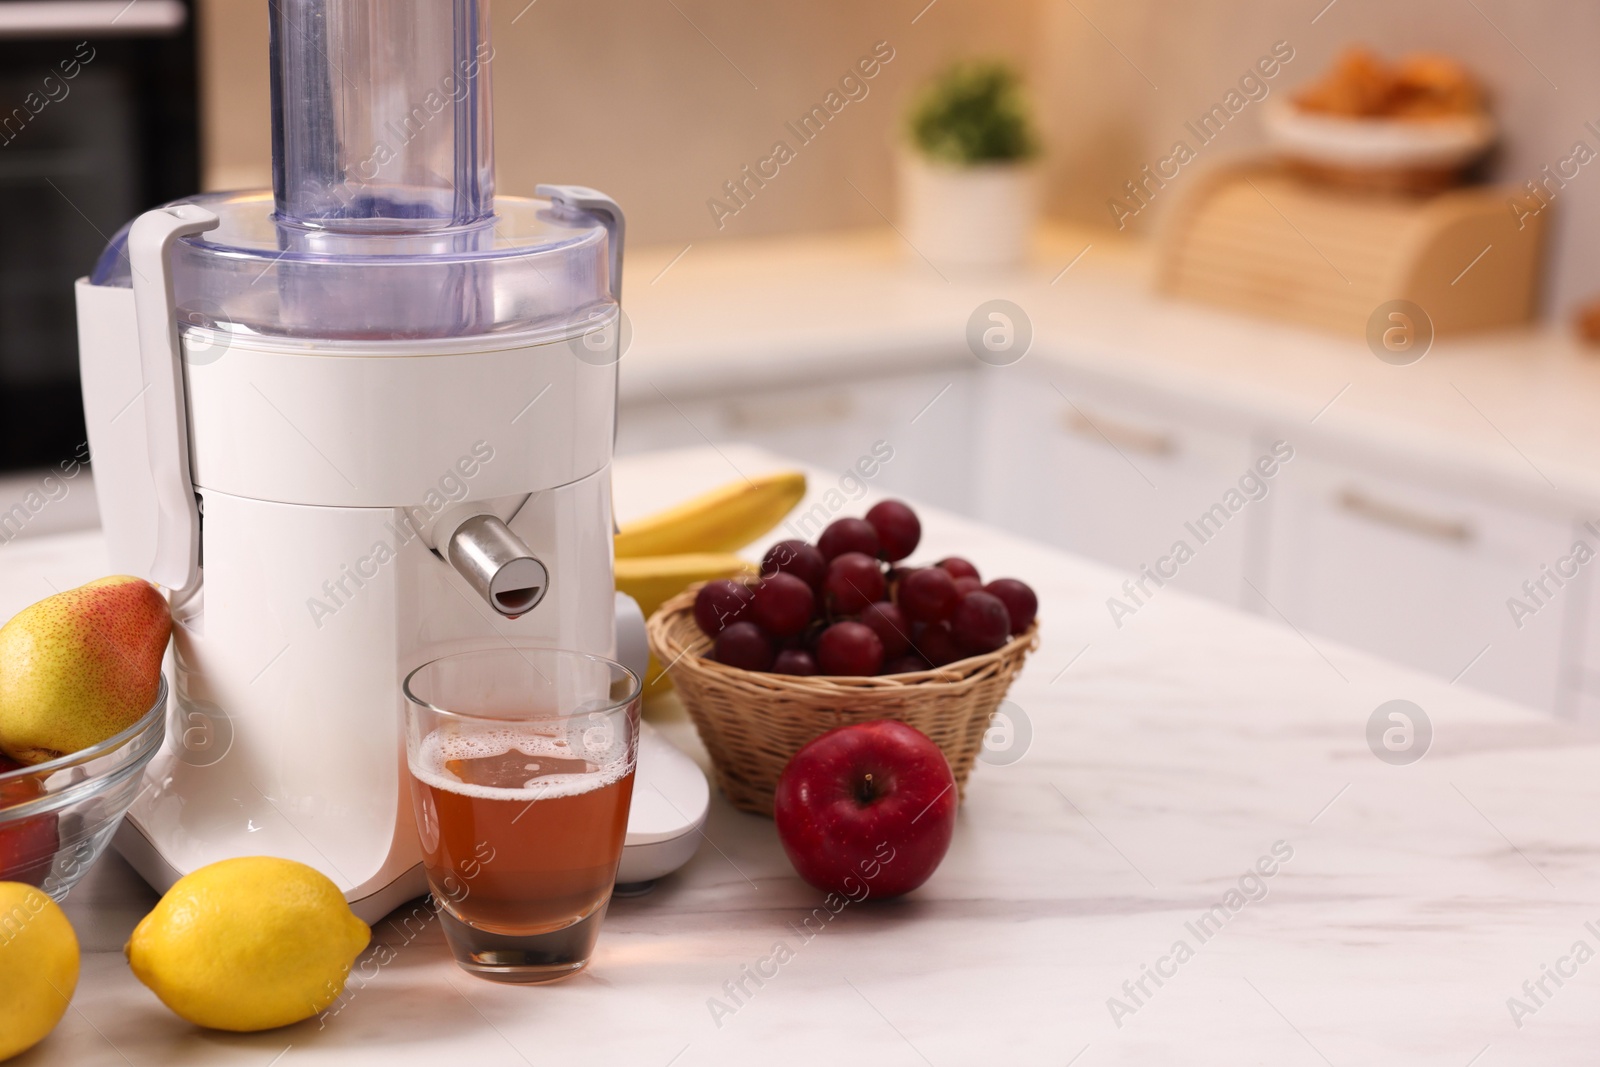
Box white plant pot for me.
[898,153,1038,271]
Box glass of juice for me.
[402,647,640,983]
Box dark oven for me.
[0,0,198,471]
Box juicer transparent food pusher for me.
[72,0,683,920]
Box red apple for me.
[774,721,957,898]
[0,757,58,886]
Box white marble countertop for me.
[9,443,1600,1064]
[621,227,1600,511]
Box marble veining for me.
[4,446,1597,1064]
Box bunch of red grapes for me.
[694,500,1038,677]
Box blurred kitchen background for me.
[7,0,1600,718]
[199,0,1599,310]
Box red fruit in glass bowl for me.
[951,591,1010,655]
[713,621,774,672]
[694,579,754,636]
[915,621,964,666]
[937,557,981,583]
[761,540,828,592]
[824,553,885,615]
[864,500,921,562]
[0,758,58,886]
[860,601,911,658]
[897,567,958,624]
[772,648,819,676]
[951,575,982,599]
[984,578,1038,635]
[752,572,816,638]
[816,621,884,676]
[774,721,957,898]
[818,518,880,561]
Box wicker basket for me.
[646,585,1038,816]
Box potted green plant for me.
[901,61,1041,270]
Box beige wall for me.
[198,0,1044,242]
[200,0,1599,315]
[197,0,271,191]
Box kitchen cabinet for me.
[617,370,976,516]
[617,353,1591,716]
[1569,563,1600,715]
[974,368,1257,607]
[1253,453,1579,713]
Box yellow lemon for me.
[126,856,370,1032]
[0,882,79,1061]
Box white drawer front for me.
[1259,454,1577,712]
[617,370,976,517]
[977,370,1260,608]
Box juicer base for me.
[112,817,430,923]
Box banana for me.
[614,470,807,559]
[614,471,805,699]
[614,552,754,620]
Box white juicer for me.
[74,0,704,919]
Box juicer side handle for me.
[537,185,626,301]
[128,204,219,598]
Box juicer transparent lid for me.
[88,190,616,342]
[87,0,620,344]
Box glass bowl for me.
[0,675,167,900]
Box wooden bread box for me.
[1158,163,1547,337]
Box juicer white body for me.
[75,200,641,919]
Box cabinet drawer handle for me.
[1337,489,1475,544]
[1062,409,1176,457]
[723,391,854,432]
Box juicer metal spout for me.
[446,515,548,618]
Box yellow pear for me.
[0,576,171,765]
